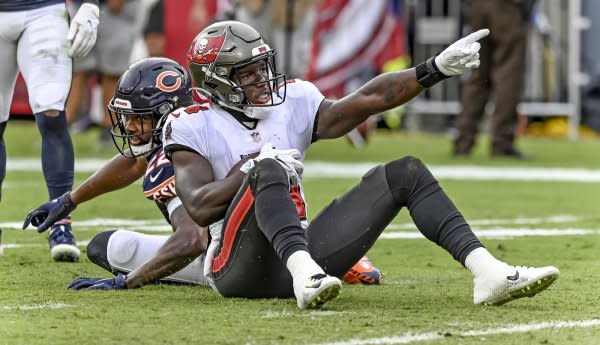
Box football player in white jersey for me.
[23,57,381,290]
[0,0,99,261]
[162,21,559,309]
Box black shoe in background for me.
[491,147,533,160]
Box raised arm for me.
[315,29,490,140]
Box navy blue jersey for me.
[0,0,98,11]
[144,148,176,222]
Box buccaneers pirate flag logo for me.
[187,32,226,65]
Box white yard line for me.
[308,319,600,345]
[305,161,600,182]
[4,214,591,232]
[8,158,600,182]
[380,228,600,240]
[261,310,345,319]
[1,226,598,252]
[388,215,584,230]
[6,218,170,232]
[1,302,75,312]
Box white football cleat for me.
[474,265,559,306]
[295,273,342,309]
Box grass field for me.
[1,119,600,345]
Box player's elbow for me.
[186,205,212,227]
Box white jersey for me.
[162,79,325,181]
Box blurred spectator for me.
[67,0,145,147]
[234,0,319,78]
[452,0,535,159]
[144,0,165,57]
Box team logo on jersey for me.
[155,71,182,93]
[188,32,226,64]
[249,131,261,143]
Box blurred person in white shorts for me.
[0,0,99,261]
[66,0,143,147]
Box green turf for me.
[1,120,600,345]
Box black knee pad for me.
[384,156,437,205]
[248,158,289,195]
[87,230,117,274]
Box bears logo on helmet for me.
[156,71,183,93]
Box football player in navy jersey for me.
[23,56,382,289]
[1,0,99,261]
[23,57,212,288]
[160,21,559,309]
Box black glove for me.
[22,192,77,233]
[67,273,128,290]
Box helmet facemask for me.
[108,99,174,158]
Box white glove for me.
[67,3,100,58]
[435,29,489,76]
[240,143,304,185]
[204,219,223,292]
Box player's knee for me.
[248,158,289,194]
[384,156,426,181]
[87,230,117,273]
[384,156,435,203]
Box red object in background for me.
[10,74,33,116]
[164,0,209,67]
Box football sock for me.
[286,250,324,282]
[464,247,511,279]
[35,111,74,199]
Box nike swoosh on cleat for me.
[507,271,520,281]
[305,279,322,289]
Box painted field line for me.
[4,214,590,232]
[1,227,598,252]
[2,241,89,250]
[8,158,600,182]
[1,302,75,312]
[388,214,583,230]
[9,218,170,232]
[309,319,600,345]
[305,162,600,182]
[381,228,600,239]
[261,310,345,319]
